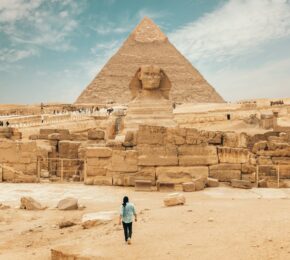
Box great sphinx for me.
[124,65,176,131]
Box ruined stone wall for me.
[84,125,290,188]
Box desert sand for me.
[1,183,290,260]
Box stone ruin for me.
[0,18,290,192]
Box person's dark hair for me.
[122,196,129,207]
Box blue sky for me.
[0,0,290,104]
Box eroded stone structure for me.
[124,65,176,131]
[76,17,224,104]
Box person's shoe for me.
[127,238,131,245]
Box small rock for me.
[163,193,185,207]
[231,179,252,189]
[206,177,219,187]
[0,203,10,210]
[208,218,214,222]
[20,197,46,210]
[81,211,118,229]
[57,197,78,210]
[182,182,195,192]
[59,220,76,229]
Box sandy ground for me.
[1,184,290,259]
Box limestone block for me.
[86,167,107,177]
[157,181,175,192]
[57,198,78,210]
[59,141,81,159]
[123,130,137,147]
[206,177,219,187]
[178,145,218,166]
[209,164,241,182]
[257,156,272,165]
[163,193,185,207]
[20,196,46,210]
[114,167,156,186]
[272,157,290,165]
[137,125,167,145]
[156,166,208,184]
[242,173,256,182]
[185,128,208,145]
[182,182,195,192]
[88,129,105,140]
[223,132,239,147]
[86,147,112,158]
[93,176,113,185]
[258,165,277,177]
[82,211,117,229]
[138,144,178,166]
[135,180,152,191]
[279,165,290,179]
[193,177,206,191]
[231,179,252,189]
[87,158,111,168]
[241,164,256,174]
[165,127,186,145]
[48,133,71,141]
[258,179,268,188]
[111,150,138,172]
[218,147,249,164]
[39,129,70,139]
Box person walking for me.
[119,196,137,245]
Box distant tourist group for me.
[0,121,9,127]
[270,100,284,106]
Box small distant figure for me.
[107,108,114,115]
[119,196,137,245]
[172,102,176,109]
[0,121,3,127]
[96,106,99,111]
[6,121,9,127]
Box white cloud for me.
[0,48,37,62]
[207,57,290,101]
[0,0,82,52]
[169,0,290,63]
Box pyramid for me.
[76,17,224,104]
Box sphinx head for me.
[138,65,162,90]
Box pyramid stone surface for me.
[76,17,224,104]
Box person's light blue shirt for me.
[120,202,136,223]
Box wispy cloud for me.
[169,0,290,63]
[0,48,38,62]
[0,0,83,55]
[208,56,290,101]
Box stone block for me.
[241,164,256,174]
[206,177,219,187]
[88,129,105,140]
[59,141,81,159]
[272,157,290,165]
[279,165,290,179]
[135,180,152,191]
[93,176,113,185]
[231,179,252,189]
[157,181,175,192]
[242,173,256,182]
[137,125,167,145]
[182,182,195,192]
[86,167,107,177]
[258,165,277,177]
[163,193,185,207]
[111,150,138,172]
[218,147,249,164]
[124,167,156,186]
[87,158,111,168]
[20,196,46,210]
[82,211,117,229]
[138,144,178,166]
[165,127,186,145]
[123,130,137,147]
[156,166,208,184]
[257,156,272,165]
[178,145,218,166]
[57,198,78,210]
[86,147,112,158]
[193,177,206,191]
[209,164,241,182]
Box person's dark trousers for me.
[122,222,132,241]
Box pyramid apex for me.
[132,17,167,43]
